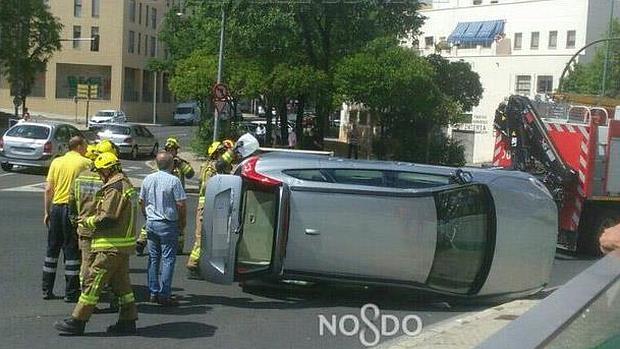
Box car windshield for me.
[176,107,193,114]
[95,111,115,117]
[98,125,130,135]
[5,125,50,140]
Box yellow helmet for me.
[165,137,180,150]
[208,141,221,157]
[85,144,98,160]
[94,152,120,170]
[96,139,118,156]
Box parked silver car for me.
[92,123,158,159]
[0,122,84,171]
[88,110,127,128]
[200,152,558,300]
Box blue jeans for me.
[146,220,179,299]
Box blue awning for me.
[447,20,505,46]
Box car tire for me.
[1,163,13,172]
[131,146,139,160]
[151,143,159,157]
[578,207,620,257]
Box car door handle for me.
[305,229,320,236]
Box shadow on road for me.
[3,166,48,176]
[78,322,217,339]
[137,302,212,316]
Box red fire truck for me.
[493,94,620,255]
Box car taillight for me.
[43,141,52,155]
[124,137,133,144]
[241,156,281,186]
[0,138,3,152]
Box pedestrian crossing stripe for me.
[0,182,47,192]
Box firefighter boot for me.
[106,320,137,335]
[53,317,86,335]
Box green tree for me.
[0,0,62,113]
[159,0,425,147]
[563,19,620,97]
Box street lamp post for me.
[153,39,158,125]
[213,4,226,142]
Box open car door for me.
[199,174,243,284]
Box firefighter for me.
[186,140,235,279]
[54,152,138,335]
[164,137,194,253]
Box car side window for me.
[324,169,386,187]
[390,171,450,189]
[426,184,495,295]
[133,127,143,137]
[284,169,330,182]
[141,127,153,137]
[67,126,81,139]
[54,126,69,142]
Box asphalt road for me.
[0,125,598,348]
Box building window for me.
[90,27,99,52]
[530,32,539,50]
[152,8,157,29]
[139,3,142,24]
[424,36,434,49]
[514,33,522,50]
[74,0,82,17]
[91,0,100,17]
[515,75,532,95]
[150,36,156,57]
[73,26,81,49]
[567,30,576,48]
[124,67,140,102]
[129,0,136,22]
[144,35,148,56]
[537,76,553,93]
[548,31,557,49]
[146,5,150,27]
[473,0,482,4]
[138,33,142,54]
[128,31,135,53]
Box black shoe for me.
[148,294,158,303]
[64,296,79,303]
[106,320,137,335]
[157,297,179,307]
[186,269,202,280]
[43,292,55,300]
[54,317,86,335]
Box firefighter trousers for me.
[43,204,81,299]
[78,237,92,285]
[72,251,137,322]
[186,204,204,270]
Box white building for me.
[413,0,619,164]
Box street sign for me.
[77,84,89,99]
[89,85,98,99]
[212,83,229,101]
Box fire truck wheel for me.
[579,208,620,257]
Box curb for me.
[375,299,539,349]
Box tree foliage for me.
[0,0,62,110]
[563,19,620,97]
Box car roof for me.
[96,109,121,112]
[12,121,73,128]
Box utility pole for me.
[602,0,615,96]
[213,4,226,142]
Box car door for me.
[200,174,290,284]
[282,168,496,295]
[53,126,70,155]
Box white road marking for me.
[0,173,16,178]
[1,182,46,192]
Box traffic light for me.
[90,34,100,52]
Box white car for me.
[173,102,200,125]
[88,110,127,128]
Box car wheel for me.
[1,163,13,172]
[151,143,159,157]
[578,207,620,256]
[131,146,139,160]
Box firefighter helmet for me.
[94,152,121,170]
[165,137,180,150]
[85,144,98,160]
[96,139,118,156]
[207,141,221,157]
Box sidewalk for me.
[0,107,166,128]
[376,299,539,349]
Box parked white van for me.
[173,102,200,125]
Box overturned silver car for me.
[199,153,557,299]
